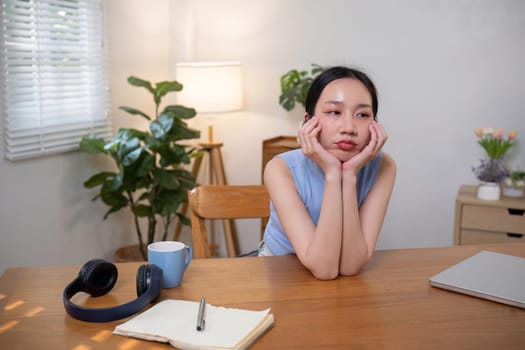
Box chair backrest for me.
[188,185,270,258]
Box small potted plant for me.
[471,127,516,200]
[80,76,201,260]
[502,170,525,197]
[279,63,323,112]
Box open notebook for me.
[429,250,525,309]
[114,299,274,350]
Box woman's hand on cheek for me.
[299,117,340,172]
[343,121,388,174]
[367,121,387,157]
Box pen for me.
[196,297,206,331]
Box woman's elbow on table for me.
[339,265,364,277]
[312,270,339,281]
[339,246,374,276]
[309,265,340,280]
[339,258,369,276]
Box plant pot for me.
[115,244,146,262]
[502,186,524,198]
[477,182,501,201]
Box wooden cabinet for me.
[454,185,525,245]
[261,136,299,181]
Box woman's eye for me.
[356,112,371,119]
[326,110,341,116]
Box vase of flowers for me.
[471,128,516,200]
[502,170,525,198]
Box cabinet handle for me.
[507,208,525,216]
[507,233,523,239]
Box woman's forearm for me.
[339,174,370,275]
[302,169,343,280]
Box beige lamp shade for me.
[175,61,243,113]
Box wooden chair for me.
[188,185,270,259]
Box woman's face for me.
[313,78,374,162]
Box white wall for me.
[1,0,524,275]
[186,0,525,251]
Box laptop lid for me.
[429,250,525,309]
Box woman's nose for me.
[340,115,357,135]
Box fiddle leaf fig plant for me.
[80,76,201,259]
[279,63,323,111]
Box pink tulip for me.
[474,128,482,137]
[509,130,517,140]
[494,128,504,139]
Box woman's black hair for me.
[305,66,378,120]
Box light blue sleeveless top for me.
[263,149,382,256]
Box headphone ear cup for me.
[136,264,149,297]
[136,264,162,301]
[79,259,118,297]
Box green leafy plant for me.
[504,170,525,189]
[279,63,323,111]
[80,76,201,259]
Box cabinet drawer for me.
[460,229,525,245]
[462,205,525,234]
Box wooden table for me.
[1,243,524,349]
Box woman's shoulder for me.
[379,152,396,178]
[265,148,299,169]
[380,152,396,168]
[277,148,303,161]
[266,149,305,170]
[264,149,308,184]
[264,153,290,182]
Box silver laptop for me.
[429,250,525,309]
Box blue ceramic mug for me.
[147,241,192,288]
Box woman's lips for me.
[336,141,357,151]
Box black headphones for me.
[63,259,163,322]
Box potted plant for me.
[263,64,323,169]
[279,63,323,111]
[502,170,525,197]
[80,76,201,260]
[471,127,516,200]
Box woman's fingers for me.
[299,117,320,155]
[368,121,387,156]
[374,122,388,147]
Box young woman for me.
[259,66,396,280]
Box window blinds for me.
[1,0,111,161]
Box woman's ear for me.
[302,113,311,126]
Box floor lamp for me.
[173,61,243,257]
